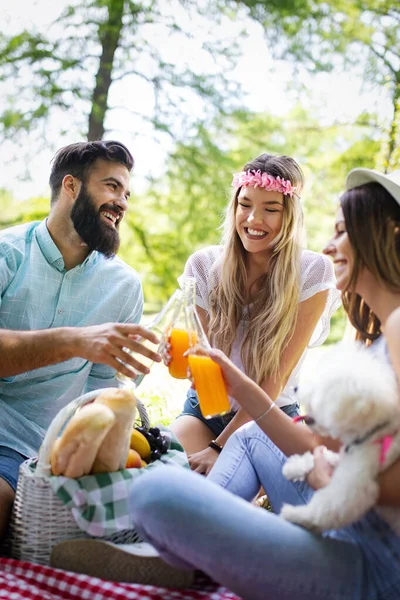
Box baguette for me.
[91,387,137,473]
[50,403,116,478]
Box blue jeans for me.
[129,422,400,600]
[0,446,28,491]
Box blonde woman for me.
[172,153,340,474]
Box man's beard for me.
[70,186,121,258]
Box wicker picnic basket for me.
[2,388,150,566]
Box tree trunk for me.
[87,0,125,141]
[384,78,400,172]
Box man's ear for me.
[62,175,81,201]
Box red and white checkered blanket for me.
[0,557,242,600]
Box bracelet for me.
[208,440,223,454]
[254,403,275,424]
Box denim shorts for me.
[0,446,28,492]
[177,389,300,437]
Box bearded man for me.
[0,140,161,539]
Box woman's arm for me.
[199,349,320,454]
[262,291,330,396]
[377,307,400,505]
[217,291,335,451]
[384,307,400,390]
[308,448,400,507]
[306,308,400,504]
[189,291,336,476]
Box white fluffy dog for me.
[280,342,400,533]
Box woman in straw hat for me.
[126,168,400,599]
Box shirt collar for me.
[35,219,99,272]
[35,219,64,271]
[83,251,99,267]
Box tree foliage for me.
[235,0,400,170]
[0,0,242,144]
[119,104,382,301]
[0,103,383,318]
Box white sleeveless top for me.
[183,245,341,409]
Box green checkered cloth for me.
[48,428,189,537]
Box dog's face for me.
[299,343,399,443]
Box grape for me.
[152,437,163,450]
[135,426,153,443]
[160,439,169,453]
[134,426,168,462]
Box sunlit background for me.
[1,0,398,350]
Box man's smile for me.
[100,207,123,228]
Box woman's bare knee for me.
[170,416,214,455]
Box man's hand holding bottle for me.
[74,322,162,380]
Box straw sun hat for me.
[346,168,400,206]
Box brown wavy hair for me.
[340,181,400,345]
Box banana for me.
[130,428,151,459]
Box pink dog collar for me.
[375,435,394,466]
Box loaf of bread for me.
[50,403,116,478]
[91,387,137,473]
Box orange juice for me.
[188,355,231,418]
[168,328,192,379]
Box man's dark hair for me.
[49,140,134,203]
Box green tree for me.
[0,0,242,144]
[128,104,383,302]
[236,0,400,170]
[0,104,383,315]
[0,193,49,228]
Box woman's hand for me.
[188,446,219,476]
[160,339,172,367]
[306,446,336,490]
[187,346,250,398]
[161,339,196,387]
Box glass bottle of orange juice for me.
[117,288,183,388]
[185,305,231,419]
[168,276,197,379]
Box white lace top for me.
[183,245,341,408]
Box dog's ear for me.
[296,342,351,419]
[299,342,399,441]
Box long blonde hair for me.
[208,154,305,384]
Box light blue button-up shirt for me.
[0,220,143,457]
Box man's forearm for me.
[0,328,80,377]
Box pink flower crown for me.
[232,170,298,198]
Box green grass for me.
[135,361,190,427]
[140,389,179,426]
